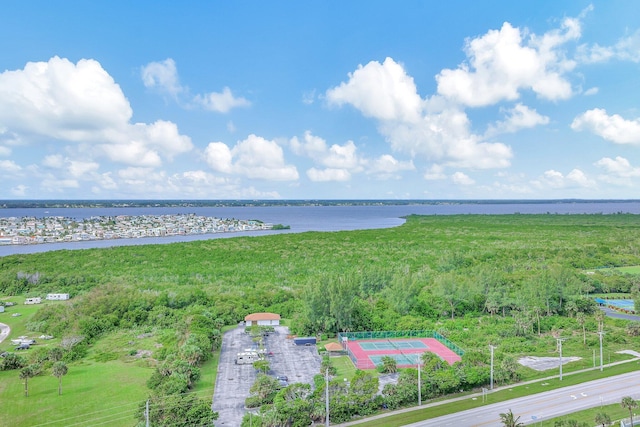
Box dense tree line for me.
[3,215,640,425]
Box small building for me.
[244,312,281,327]
[24,297,42,305]
[46,293,70,301]
[294,337,317,346]
[324,342,343,353]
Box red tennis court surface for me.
[344,338,462,369]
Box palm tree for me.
[52,361,68,395]
[621,396,638,427]
[499,409,524,427]
[19,364,39,397]
[594,411,611,427]
[576,312,586,345]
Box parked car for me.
[276,375,289,387]
[15,343,30,350]
[0,351,9,358]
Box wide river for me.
[2,201,640,257]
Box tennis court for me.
[344,337,461,369]
[607,299,634,310]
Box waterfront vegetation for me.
[2,214,640,425]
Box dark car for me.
[15,343,30,350]
[0,351,9,357]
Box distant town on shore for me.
[0,214,284,246]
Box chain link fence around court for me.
[337,330,465,369]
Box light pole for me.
[418,358,422,406]
[325,368,329,427]
[557,338,565,381]
[489,345,496,391]
[598,331,605,372]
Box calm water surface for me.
[2,201,640,256]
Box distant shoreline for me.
[1,198,640,210]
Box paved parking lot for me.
[212,325,321,426]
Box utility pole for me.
[325,368,329,427]
[489,345,496,390]
[418,358,422,406]
[598,331,605,372]
[557,338,566,381]
[145,399,150,427]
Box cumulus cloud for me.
[142,58,251,113]
[307,168,351,182]
[141,58,182,96]
[424,164,447,180]
[538,168,595,189]
[11,185,27,196]
[0,159,22,174]
[583,87,599,96]
[571,109,640,144]
[594,156,640,178]
[193,87,251,113]
[577,29,640,63]
[0,57,193,168]
[367,154,415,176]
[326,59,512,170]
[326,57,422,123]
[452,171,475,186]
[436,16,581,107]
[486,103,549,137]
[204,134,299,181]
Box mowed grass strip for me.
[355,361,640,426]
[0,361,151,427]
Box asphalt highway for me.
[403,370,640,426]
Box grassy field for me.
[4,214,640,424]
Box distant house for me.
[46,293,70,301]
[24,297,42,305]
[244,312,281,327]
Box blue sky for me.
[1,1,639,200]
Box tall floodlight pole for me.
[598,331,605,372]
[557,338,565,381]
[489,345,496,391]
[325,368,329,427]
[418,358,422,406]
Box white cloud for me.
[0,56,132,141]
[194,87,251,113]
[326,60,513,170]
[204,142,234,173]
[594,156,640,177]
[0,57,193,168]
[326,57,422,123]
[583,87,598,96]
[424,164,447,180]
[0,145,10,156]
[367,154,415,175]
[451,171,475,185]
[436,16,581,107]
[204,134,299,181]
[307,168,351,182]
[141,58,182,96]
[11,184,27,196]
[539,168,595,189]
[0,159,22,173]
[486,103,549,136]
[577,29,640,63]
[142,58,251,113]
[571,109,640,144]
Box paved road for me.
[600,306,640,322]
[400,371,640,426]
[0,322,10,344]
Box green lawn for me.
[0,361,151,427]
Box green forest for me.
[2,214,640,426]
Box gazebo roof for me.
[324,342,343,352]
